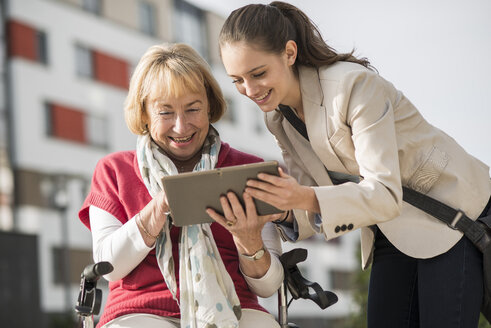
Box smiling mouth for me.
[254,90,271,101]
[169,133,195,143]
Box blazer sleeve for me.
[313,69,403,239]
[272,133,319,241]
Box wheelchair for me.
[75,248,338,328]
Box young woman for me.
[79,43,283,328]
[219,2,491,327]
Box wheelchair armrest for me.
[280,248,338,309]
[75,261,113,317]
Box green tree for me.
[479,314,491,328]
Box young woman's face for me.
[220,41,298,112]
[144,85,210,161]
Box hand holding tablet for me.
[162,161,282,226]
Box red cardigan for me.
[79,142,268,327]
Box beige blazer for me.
[265,62,491,269]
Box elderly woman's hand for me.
[206,191,283,255]
[206,192,284,279]
[137,190,170,247]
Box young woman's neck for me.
[281,71,304,121]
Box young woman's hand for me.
[245,167,320,214]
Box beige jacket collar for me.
[298,66,348,174]
[266,66,348,187]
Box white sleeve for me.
[241,222,284,297]
[89,205,153,281]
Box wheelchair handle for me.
[280,248,338,309]
[83,261,113,282]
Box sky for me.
[187,0,491,168]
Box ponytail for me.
[219,1,372,70]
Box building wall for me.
[3,0,355,325]
[0,0,15,231]
[5,0,173,319]
[102,0,174,41]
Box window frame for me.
[139,1,157,36]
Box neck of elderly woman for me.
[168,148,203,173]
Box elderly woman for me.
[78,43,284,328]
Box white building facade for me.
[0,0,358,327]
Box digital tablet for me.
[162,161,282,227]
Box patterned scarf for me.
[136,126,241,328]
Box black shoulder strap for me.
[279,105,309,141]
[278,105,355,185]
[402,187,486,247]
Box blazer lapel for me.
[299,66,348,174]
[266,110,332,186]
[283,122,333,186]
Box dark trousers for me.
[367,230,483,328]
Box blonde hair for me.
[125,43,226,135]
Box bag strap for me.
[402,187,485,246]
[278,106,487,245]
[279,105,358,185]
[279,105,309,141]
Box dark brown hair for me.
[219,1,372,69]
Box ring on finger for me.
[226,220,236,227]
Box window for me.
[82,0,101,15]
[46,103,86,143]
[52,247,94,284]
[93,50,129,89]
[36,31,48,64]
[86,114,108,148]
[174,0,208,60]
[14,169,48,208]
[7,20,48,65]
[139,2,156,36]
[75,44,129,89]
[75,44,93,78]
[45,102,109,148]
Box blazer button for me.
[347,224,354,230]
[334,226,341,233]
[341,224,347,231]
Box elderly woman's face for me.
[144,85,210,161]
